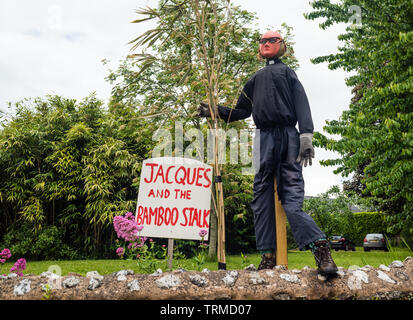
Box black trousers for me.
[251,126,325,251]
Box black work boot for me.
[258,252,276,270]
[312,240,338,275]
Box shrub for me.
[352,212,387,245]
[1,223,78,260]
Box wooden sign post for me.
[167,238,174,270]
[274,178,288,267]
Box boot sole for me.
[318,268,338,276]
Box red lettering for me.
[203,168,212,188]
[202,209,210,228]
[165,166,175,184]
[157,206,164,226]
[154,164,165,183]
[171,207,179,226]
[148,189,155,197]
[196,167,204,187]
[175,166,186,185]
[180,208,189,226]
[188,208,195,226]
[149,207,158,224]
[143,163,158,183]
[186,168,196,185]
[143,207,149,224]
[136,206,144,225]
[195,209,201,227]
[165,207,172,226]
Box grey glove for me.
[197,102,217,118]
[296,133,315,167]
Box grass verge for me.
[1,247,410,276]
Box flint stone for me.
[395,271,409,281]
[347,270,368,290]
[14,279,31,296]
[86,271,104,281]
[222,271,238,287]
[266,271,275,277]
[389,260,404,268]
[88,277,102,290]
[379,264,391,272]
[63,276,80,288]
[150,269,163,276]
[274,265,287,271]
[127,279,140,291]
[376,270,396,284]
[336,267,346,278]
[116,269,134,281]
[156,274,181,289]
[360,265,374,272]
[189,274,209,287]
[7,273,18,279]
[279,273,300,284]
[117,275,127,281]
[173,268,187,274]
[249,272,266,285]
[244,264,257,271]
[201,268,210,273]
[40,271,61,281]
[116,269,134,276]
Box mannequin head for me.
[258,30,286,59]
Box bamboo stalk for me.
[192,0,228,270]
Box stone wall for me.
[1,257,412,300]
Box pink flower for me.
[113,212,140,242]
[10,258,26,275]
[1,248,11,260]
[116,247,124,257]
[199,229,208,238]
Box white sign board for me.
[135,157,213,240]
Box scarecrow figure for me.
[198,31,338,275]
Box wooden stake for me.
[274,178,288,267]
[167,238,174,270]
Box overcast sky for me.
[0,0,353,197]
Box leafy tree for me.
[305,0,413,236]
[0,94,155,258]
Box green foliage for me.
[1,223,78,260]
[352,211,387,245]
[0,94,156,258]
[303,186,359,241]
[300,186,394,245]
[305,1,413,237]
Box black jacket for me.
[217,58,314,134]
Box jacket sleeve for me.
[217,78,254,122]
[288,69,314,134]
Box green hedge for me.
[351,212,387,245]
